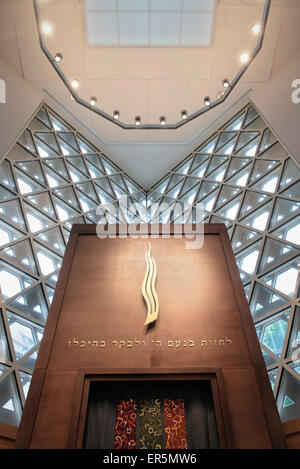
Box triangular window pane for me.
[239,190,270,218]
[86,161,105,179]
[243,106,258,127]
[36,107,52,128]
[261,257,300,298]
[271,216,300,246]
[75,182,99,202]
[57,132,80,152]
[206,162,228,182]
[249,159,279,184]
[279,159,300,190]
[18,130,37,155]
[259,128,277,153]
[240,202,272,231]
[85,154,105,173]
[0,199,26,229]
[234,136,260,157]
[189,161,209,178]
[0,368,22,426]
[28,194,51,217]
[250,282,287,320]
[76,136,95,154]
[244,115,266,130]
[0,261,36,300]
[76,190,98,213]
[66,156,89,177]
[235,131,260,153]
[258,142,287,161]
[53,196,80,222]
[189,154,209,173]
[0,160,17,191]
[281,181,300,199]
[0,220,25,247]
[196,181,218,202]
[15,169,45,195]
[35,138,59,158]
[57,137,78,156]
[94,177,115,198]
[215,195,242,220]
[215,185,242,209]
[36,226,66,255]
[48,112,71,131]
[23,203,56,233]
[35,132,60,154]
[227,166,251,187]
[1,239,38,274]
[8,284,49,324]
[258,237,297,273]
[269,198,300,229]
[43,158,70,181]
[16,160,46,186]
[53,186,80,210]
[28,117,51,132]
[251,167,281,194]
[110,174,128,192]
[215,132,236,152]
[34,242,62,277]
[231,225,260,251]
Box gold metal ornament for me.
[142,243,159,326]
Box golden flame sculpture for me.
[142,243,159,326]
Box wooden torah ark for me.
[15,224,286,449]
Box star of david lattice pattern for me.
[0,103,299,428]
[0,105,146,427]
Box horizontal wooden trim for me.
[71,223,227,236]
[0,422,18,440]
[283,417,300,436]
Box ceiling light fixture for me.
[33,0,271,130]
[252,24,261,35]
[204,96,211,107]
[160,116,166,126]
[89,96,97,106]
[71,79,79,89]
[54,53,63,63]
[41,22,52,35]
[181,110,188,120]
[240,52,250,64]
[222,78,230,88]
[135,116,141,126]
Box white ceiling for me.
[0,0,300,187]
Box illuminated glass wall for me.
[0,102,299,426]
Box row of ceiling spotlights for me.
[46,20,260,126]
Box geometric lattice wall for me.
[0,104,146,427]
[146,103,300,423]
[0,102,299,427]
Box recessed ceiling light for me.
[135,116,141,126]
[54,53,63,63]
[222,78,230,88]
[71,79,79,89]
[113,110,120,120]
[204,96,211,106]
[181,110,188,120]
[160,116,166,126]
[240,52,250,64]
[41,23,52,35]
[89,96,97,106]
[252,24,261,35]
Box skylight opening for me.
[84,0,217,47]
